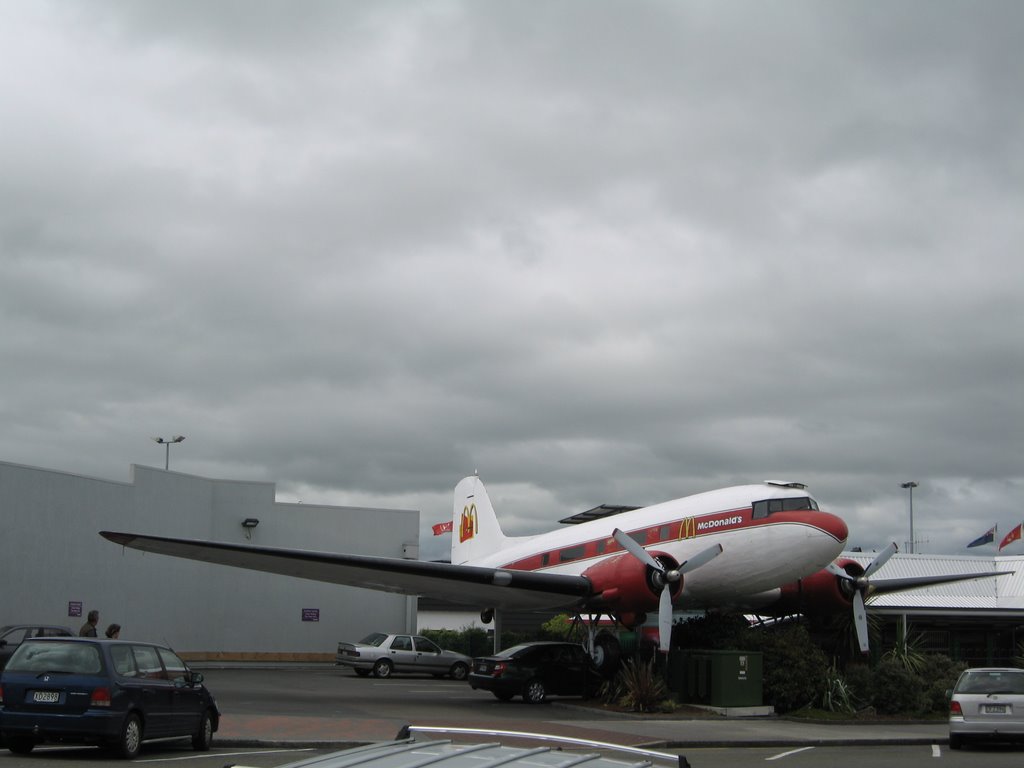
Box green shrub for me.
[820,663,856,714]
[841,663,874,710]
[744,625,829,713]
[614,656,669,712]
[869,658,928,715]
[672,613,751,650]
[917,654,967,714]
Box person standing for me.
[78,610,99,637]
[105,623,121,639]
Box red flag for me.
[432,521,453,536]
[999,523,1023,551]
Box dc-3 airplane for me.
[100,475,998,662]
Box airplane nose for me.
[817,510,848,545]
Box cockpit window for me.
[752,497,819,519]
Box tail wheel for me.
[523,678,547,704]
[373,659,394,678]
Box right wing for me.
[100,531,593,611]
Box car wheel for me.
[948,734,963,750]
[192,709,214,751]
[355,669,371,677]
[450,662,469,681]
[113,712,143,759]
[6,736,35,755]
[524,678,547,704]
[373,659,393,679]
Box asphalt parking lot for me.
[2,665,1022,768]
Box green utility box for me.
[670,650,763,707]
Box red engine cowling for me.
[771,558,865,616]
[581,551,682,627]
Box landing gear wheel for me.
[449,662,469,681]
[192,709,213,751]
[113,712,142,759]
[373,659,393,679]
[523,678,547,704]
[592,633,622,675]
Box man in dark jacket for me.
[78,609,99,637]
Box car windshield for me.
[7,641,103,674]
[957,670,1024,694]
[359,633,389,647]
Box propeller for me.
[827,541,1012,654]
[826,542,897,653]
[612,528,723,652]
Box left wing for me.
[100,531,592,611]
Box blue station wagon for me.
[0,637,219,758]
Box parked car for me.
[336,633,471,680]
[468,641,601,704]
[0,625,73,670]
[0,637,219,758]
[948,667,1024,749]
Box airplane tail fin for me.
[450,475,509,564]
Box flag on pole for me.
[967,525,997,548]
[999,523,1023,551]
[432,520,453,536]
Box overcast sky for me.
[2,1,1021,562]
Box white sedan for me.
[336,632,472,680]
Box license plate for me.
[984,704,1007,714]
[33,691,60,703]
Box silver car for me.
[336,633,471,680]
[949,667,1024,749]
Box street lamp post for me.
[901,481,918,553]
[153,435,185,470]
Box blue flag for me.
[967,525,996,548]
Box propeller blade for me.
[853,590,869,654]
[869,570,1012,594]
[863,542,898,578]
[826,561,852,579]
[613,528,663,572]
[678,543,724,574]
[658,585,672,653]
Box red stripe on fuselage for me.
[499,508,847,572]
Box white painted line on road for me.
[932,744,941,757]
[137,748,316,763]
[766,746,815,761]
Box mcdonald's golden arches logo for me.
[679,517,696,540]
[460,504,478,543]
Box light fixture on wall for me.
[242,518,259,539]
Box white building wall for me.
[0,461,418,658]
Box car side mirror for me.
[191,671,204,685]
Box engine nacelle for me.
[582,551,682,627]
[771,558,864,616]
